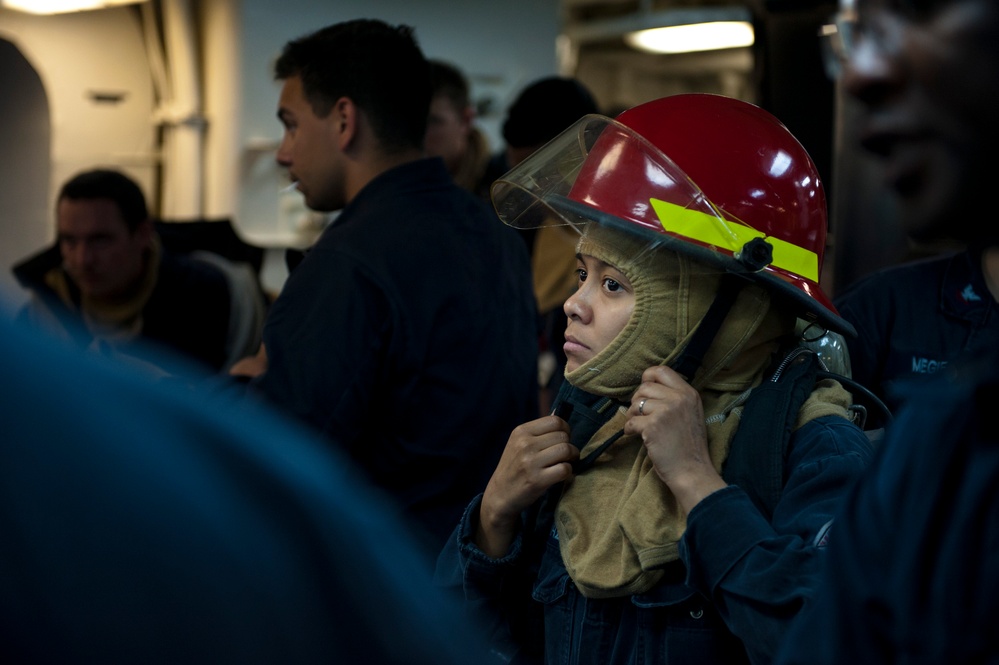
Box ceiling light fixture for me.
[625,20,754,54]
[1,0,144,15]
[563,6,755,56]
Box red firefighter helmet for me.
[491,93,853,336]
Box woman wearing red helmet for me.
[436,94,874,665]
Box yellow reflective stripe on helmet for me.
[650,198,819,282]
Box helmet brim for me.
[547,194,857,338]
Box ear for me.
[331,97,358,151]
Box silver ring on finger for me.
[638,398,647,416]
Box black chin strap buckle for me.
[735,237,773,273]
[670,273,745,382]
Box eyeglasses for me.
[819,5,912,80]
[818,10,858,80]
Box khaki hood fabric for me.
[555,224,852,598]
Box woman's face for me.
[562,253,635,373]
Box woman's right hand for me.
[476,415,577,558]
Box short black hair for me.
[274,19,432,153]
[502,76,600,149]
[58,169,148,232]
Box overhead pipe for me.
[148,0,204,220]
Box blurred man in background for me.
[776,1,999,661]
[425,60,491,193]
[12,168,263,377]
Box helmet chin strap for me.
[669,272,745,382]
[670,238,773,382]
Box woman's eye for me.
[603,278,622,292]
[576,268,588,283]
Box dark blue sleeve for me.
[440,489,570,664]
[679,416,874,665]
[435,494,538,660]
[775,359,999,664]
[770,435,898,664]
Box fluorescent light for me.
[1,0,144,14]
[625,21,755,54]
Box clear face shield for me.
[490,114,780,279]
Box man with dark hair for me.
[12,168,259,376]
[232,19,538,556]
[828,0,999,417]
[425,60,491,192]
[272,20,430,161]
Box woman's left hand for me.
[624,365,727,515]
